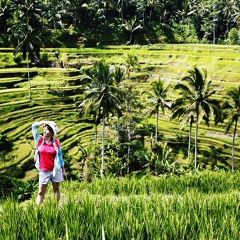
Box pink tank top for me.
[39,142,57,171]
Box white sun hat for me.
[45,121,59,137]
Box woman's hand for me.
[62,167,67,180]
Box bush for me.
[0,54,11,67]
[228,28,239,45]
[0,175,37,201]
[13,53,23,65]
[41,52,49,61]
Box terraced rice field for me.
[0,44,240,180]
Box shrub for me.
[41,52,49,61]
[228,28,239,45]
[0,54,11,67]
[13,53,23,65]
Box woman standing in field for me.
[32,120,67,205]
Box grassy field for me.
[1,171,240,239]
[0,44,240,180]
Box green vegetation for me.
[1,171,240,239]
[1,44,240,184]
[0,43,240,238]
[1,0,240,236]
[1,0,240,47]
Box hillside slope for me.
[0,44,240,180]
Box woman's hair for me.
[46,125,54,135]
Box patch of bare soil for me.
[206,131,235,139]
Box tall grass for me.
[1,171,240,239]
[67,170,240,195]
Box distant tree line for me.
[1,0,240,48]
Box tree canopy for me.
[1,0,240,47]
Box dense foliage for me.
[1,0,240,47]
[1,171,240,239]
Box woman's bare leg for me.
[36,184,48,205]
[52,182,61,203]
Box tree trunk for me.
[142,10,145,26]
[188,116,194,160]
[129,31,133,45]
[27,52,32,100]
[127,101,132,174]
[231,118,238,172]
[127,125,131,174]
[155,105,159,143]
[94,118,98,161]
[213,25,216,44]
[194,113,199,168]
[101,114,106,178]
[120,1,124,25]
[149,9,153,23]
[212,6,216,44]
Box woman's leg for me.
[52,182,61,203]
[36,184,48,204]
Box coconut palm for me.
[8,1,42,100]
[122,15,142,45]
[77,96,100,161]
[0,0,12,34]
[147,0,156,22]
[77,60,125,178]
[112,65,126,85]
[222,0,236,36]
[125,53,140,79]
[11,23,41,100]
[222,86,240,172]
[143,78,172,144]
[78,64,126,162]
[172,67,220,168]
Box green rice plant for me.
[0,199,22,239]
[1,171,240,239]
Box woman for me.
[32,120,67,204]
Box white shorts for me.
[39,170,64,184]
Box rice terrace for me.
[1,43,240,239]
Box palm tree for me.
[147,0,155,23]
[222,0,236,36]
[222,86,240,172]
[0,0,12,34]
[112,65,126,85]
[11,23,41,100]
[172,67,220,168]
[232,0,240,25]
[125,53,140,79]
[78,64,126,162]
[117,0,123,24]
[77,60,125,178]
[143,78,171,144]
[122,15,142,45]
[77,96,100,159]
[8,0,42,100]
